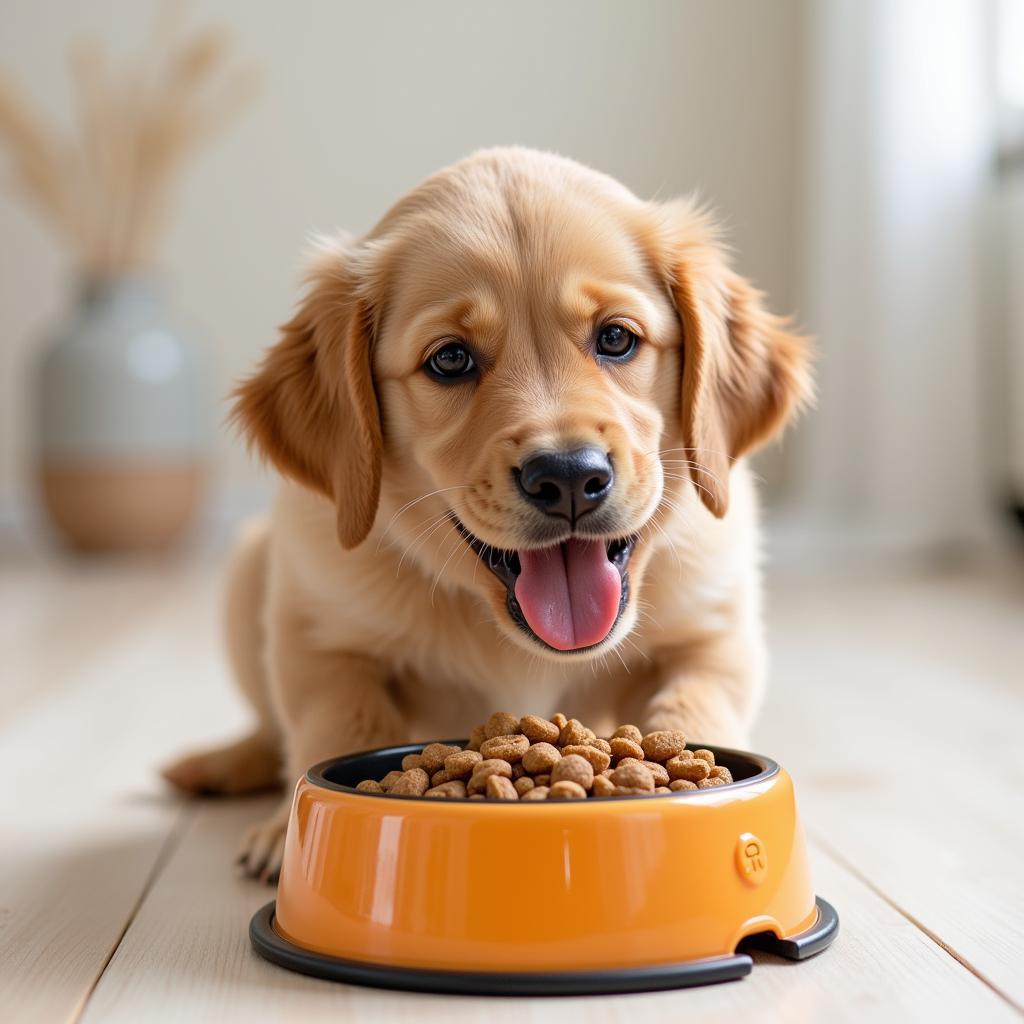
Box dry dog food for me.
[354,712,734,800]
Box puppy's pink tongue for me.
[514,539,621,651]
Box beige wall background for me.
[0,0,803,522]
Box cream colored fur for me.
[162,148,811,881]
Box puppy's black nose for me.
[516,447,614,523]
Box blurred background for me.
[2,0,1023,565]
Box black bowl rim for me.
[305,741,780,804]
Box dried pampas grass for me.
[0,2,258,274]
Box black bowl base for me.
[249,897,838,996]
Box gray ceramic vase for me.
[36,275,205,550]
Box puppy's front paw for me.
[237,804,290,884]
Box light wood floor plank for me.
[0,559,245,1023]
[80,799,1021,1024]
[758,566,1024,1011]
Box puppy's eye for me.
[595,323,639,361]
[426,342,476,380]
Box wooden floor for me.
[2,548,1022,1023]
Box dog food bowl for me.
[250,742,838,995]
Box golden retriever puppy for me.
[163,147,811,880]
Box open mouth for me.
[453,517,636,653]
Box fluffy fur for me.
[163,148,812,880]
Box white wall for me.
[0,0,803,523]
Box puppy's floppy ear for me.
[659,205,812,517]
[232,237,382,548]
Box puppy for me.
[163,147,811,880]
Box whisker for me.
[647,446,738,464]
[620,634,650,663]
[376,484,473,550]
[430,527,472,606]
[661,472,716,503]
[395,512,452,577]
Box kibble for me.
[352,714,740,800]
[609,736,645,761]
[522,742,561,774]
[550,754,595,791]
[444,749,482,779]
[485,711,520,739]
[548,780,588,800]
[420,743,460,773]
[519,714,561,744]
[666,755,710,783]
[641,730,687,762]
[561,744,611,773]
[486,774,519,800]
[558,718,590,747]
[479,733,530,762]
[390,768,430,796]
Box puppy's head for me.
[235,148,811,657]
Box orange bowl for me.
[250,742,837,994]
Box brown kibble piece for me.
[644,761,670,786]
[666,755,710,782]
[356,779,383,793]
[472,758,513,777]
[431,768,448,786]
[380,770,404,791]
[401,753,423,772]
[592,738,612,754]
[467,725,486,751]
[420,743,461,773]
[692,749,716,766]
[655,786,671,793]
[641,730,687,762]
[444,749,483,779]
[522,742,561,774]
[609,736,645,761]
[519,714,561,744]
[486,774,519,800]
[485,711,520,738]
[709,765,733,783]
[514,776,535,796]
[469,793,485,800]
[480,733,530,762]
[522,786,550,801]
[468,758,513,793]
[558,718,590,747]
[550,712,568,729]
[612,785,651,796]
[698,776,727,788]
[548,780,587,800]
[558,721,585,747]
[592,774,616,797]
[533,773,550,787]
[391,768,430,796]
[425,779,468,799]
[438,779,468,798]
[550,753,595,791]
[612,724,643,744]
[610,762,655,791]
[561,744,611,773]
[669,778,699,791]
